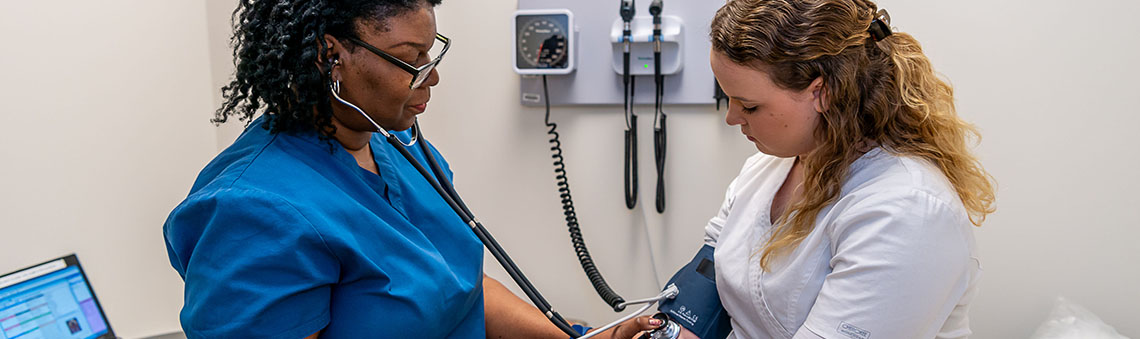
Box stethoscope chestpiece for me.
[643,313,682,339]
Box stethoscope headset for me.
[325,56,675,338]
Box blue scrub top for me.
[164,117,485,339]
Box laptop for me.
[0,254,116,339]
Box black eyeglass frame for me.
[346,33,450,89]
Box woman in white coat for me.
[689,0,997,338]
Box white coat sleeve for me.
[703,176,739,248]
[795,189,977,339]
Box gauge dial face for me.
[517,16,569,69]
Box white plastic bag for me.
[1029,297,1130,339]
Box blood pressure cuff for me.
[657,245,732,339]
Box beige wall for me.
[1,0,1136,338]
[0,0,217,338]
[878,1,1140,336]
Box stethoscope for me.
[329,79,677,338]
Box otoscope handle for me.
[650,0,663,51]
[623,48,631,84]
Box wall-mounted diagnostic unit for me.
[515,0,723,106]
[609,15,683,76]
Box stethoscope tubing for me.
[416,138,566,315]
[380,130,581,337]
[331,79,581,335]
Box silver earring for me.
[329,58,342,94]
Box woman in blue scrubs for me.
[162,0,659,338]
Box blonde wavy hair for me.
[710,0,996,270]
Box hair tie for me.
[868,9,892,42]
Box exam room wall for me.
[0,0,218,338]
[72,0,1133,338]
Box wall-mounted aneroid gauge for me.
[520,20,566,68]
[513,9,576,75]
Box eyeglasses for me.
[347,33,450,89]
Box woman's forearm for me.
[483,275,568,339]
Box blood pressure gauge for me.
[513,9,576,75]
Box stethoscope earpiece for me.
[327,70,420,147]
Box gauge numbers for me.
[517,17,568,69]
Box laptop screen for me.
[0,255,115,339]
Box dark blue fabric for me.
[658,245,732,339]
[164,117,485,339]
[571,324,592,338]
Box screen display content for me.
[0,257,114,339]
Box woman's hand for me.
[625,324,702,339]
[586,316,664,339]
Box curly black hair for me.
[214,0,443,136]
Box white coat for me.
[706,148,981,339]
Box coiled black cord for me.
[542,75,627,312]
